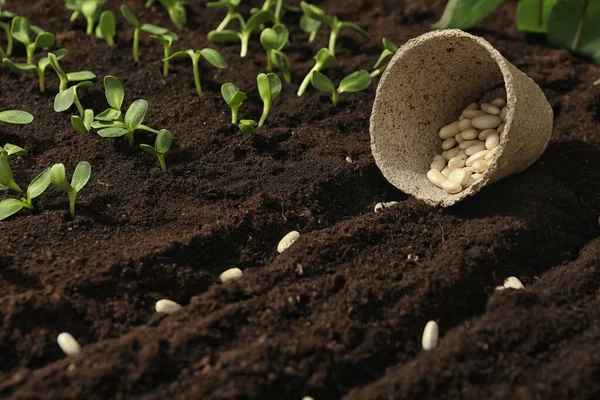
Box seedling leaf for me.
[300,2,334,25]
[155,129,173,153]
[239,119,258,135]
[3,144,28,156]
[124,99,148,132]
[141,23,169,35]
[54,87,76,112]
[0,110,34,124]
[0,198,24,220]
[246,10,274,31]
[71,115,88,133]
[140,144,159,156]
[221,82,240,104]
[200,48,228,68]
[121,4,140,28]
[11,17,31,45]
[517,0,558,33]
[432,0,503,29]
[311,70,335,93]
[339,70,371,93]
[104,75,124,110]
[26,168,51,199]
[95,108,122,121]
[49,163,72,192]
[96,10,116,44]
[66,71,97,82]
[98,126,129,137]
[71,161,91,192]
[34,32,54,49]
[207,29,240,43]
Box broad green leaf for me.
[34,32,54,49]
[76,80,93,90]
[155,129,173,153]
[166,1,186,30]
[98,126,129,137]
[97,10,116,39]
[71,115,88,133]
[207,29,240,43]
[3,144,28,156]
[121,4,140,28]
[314,48,336,68]
[267,73,281,98]
[104,75,124,110]
[300,2,334,25]
[48,52,67,82]
[338,22,370,39]
[0,198,24,220]
[27,168,51,199]
[221,82,240,104]
[71,161,91,192]
[311,70,335,93]
[200,48,228,68]
[91,119,123,129]
[339,70,371,93]
[260,27,279,50]
[66,71,96,82]
[548,0,600,63]
[50,163,73,192]
[0,155,16,188]
[95,108,122,121]
[83,108,94,130]
[164,49,194,61]
[230,91,247,107]
[373,38,398,69]
[245,10,274,32]
[432,0,504,29]
[300,14,321,34]
[137,124,160,134]
[383,38,398,53]
[81,0,99,19]
[239,119,258,135]
[2,59,39,72]
[11,16,31,45]
[257,73,271,103]
[124,99,148,132]
[0,110,34,124]
[141,23,169,35]
[517,0,558,33]
[140,143,159,156]
[54,87,75,112]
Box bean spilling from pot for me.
[427,97,507,194]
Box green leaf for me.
[124,99,148,132]
[257,73,272,103]
[34,32,54,49]
[71,161,91,192]
[0,110,34,124]
[121,4,140,28]
[92,119,123,129]
[98,126,129,137]
[383,38,398,53]
[310,70,335,93]
[50,163,73,193]
[0,155,16,188]
[221,82,240,104]
[166,1,186,30]
[245,10,274,32]
[207,29,240,44]
[0,198,24,220]
[11,16,31,45]
[260,24,288,51]
[155,129,173,153]
[200,48,228,68]
[267,72,281,99]
[141,23,169,35]
[140,143,159,155]
[300,2,334,25]
[54,87,75,112]
[26,168,51,200]
[83,108,94,130]
[95,108,122,121]
[517,0,558,33]
[432,0,504,29]
[2,59,39,72]
[339,70,371,93]
[66,71,96,82]
[548,0,600,63]
[239,119,258,135]
[97,10,116,39]
[71,115,88,133]
[164,49,193,61]
[373,38,398,69]
[338,22,370,40]
[3,143,28,156]
[314,47,336,68]
[104,75,124,110]
[300,14,321,34]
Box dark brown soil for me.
[1,0,599,399]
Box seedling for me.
[96,75,124,121]
[2,48,67,92]
[260,23,291,83]
[0,110,34,124]
[150,31,178,76]
[121,4,170,62]
[207,0,241,31]
[164,48,228,96]
[94,99,157,146]
[0,168,51,220]
[207,10,274,57]
[54,81,93,117]
[239,119,258,135]
[10,16,54,64]
[297,47,336,96]
[71,109,94,134]
[50,161,91,219]
[257,72,281,127]
[371,38,398,78]
[146,0,186,30]
[65,0,105,35]
[48,52,96,92]
[140,129,173,171]
[310,70,371,106]
[299,2,369,55]
[0,146,27,193]
[95,10,116,46]
[221,83,247,124]
[300,13,321,43]
[0,4,14,58]
[1,143,28,156]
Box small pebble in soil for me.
[302,397,314,400]
[346,156,353,163]
[503,276,525,289]
[57,332,81,356]
[220,267,243,283]
[421,320,439,350]
[155,299,183,314]
[374,201,399,213]
[428,97,506,194]
[277,231,300,253]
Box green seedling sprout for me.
[207,10,274,57]
[164,48,227,96]
[94,99,158,146]
[150,31,178,76]
[0,4,14,58]
[95,75,124,121]
[371,38,398,78]
[0,168,51,220]
[0,144,28,193]
[259,0,285,23]
[71,109,94,134]
[299,2,369,55]
[65,0,105,35]
[121,4,170,63]
[257,72,281,127]
[310,70,371,106]
[10,16,54,64]
[95,10,116,46]
[239,119,258,135]
[297,47,336,97]
[260,23,291,83]
[0,109,34,125]
[300,13,321,43]
[1,143,28,156]
[146,0,186,30]
[50,161,91,219]
[207,0,241,31]
[221,83,247,124]
[47,52,96,92]
[140,129,173,171]
[54,81,93,117]
[2,48,67,93]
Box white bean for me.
[491,98,506,107]
[471,115,502,129]
[485,147,498,160]
[427,169,447,188]
[421,320,439,350]
[462,109,485,119]
[471,173,483,181]
[465,143,486,156]
[442,180,462,194]
[155,299,182,314]
[470,160,488,173]
[57,333,81,356]
[444,147,461,160]
[497,122,505,134]
[439,121,460,139]
[458,119,472,131]
[220,268,243,283]
[466,173,482,187]
[277,231,300,253]
[430,155,446,171]
[460,129,479,140]
[478,129,496,141]
[504,276,524,290]
[448,156,466,171]
[455,133,465,144]
[441,167,451,178]
[442,137,457,150]
[459,140,481,150]
[466,150,489,166]
[481,103,500,115]
[485,133,499,150]
[449,168,470,186]
[465,102,478,110]
[500,106,507,120]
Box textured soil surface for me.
[1,0,600,399]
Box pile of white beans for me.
[427,97,507,194]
